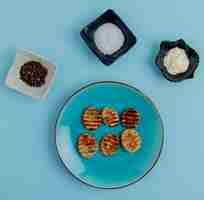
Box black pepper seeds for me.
[20,61,48,87]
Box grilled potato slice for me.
[102,107,119,127]
[121,129,141,153]
[83,107,102,130]
[78,134,98,158]
[100,134,120,156]
[121,108,140,128]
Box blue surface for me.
[56,82,163,188]
[0,0,203,199]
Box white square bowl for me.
[5,49,56,100]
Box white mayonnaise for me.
[163,47,189,75]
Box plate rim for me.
[55,81,164,189]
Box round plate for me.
[55,81,164,189]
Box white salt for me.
[163,47,189,75]
[94,23,125,55]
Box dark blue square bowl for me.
[80,9,137,65]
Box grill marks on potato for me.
[100,134,120,156]
[122,108,140,128]
[121,129,141,153]
[83,107,102,130]
[78,134,98,158]
[102,107,119,127]
[79,106,142,158]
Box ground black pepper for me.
[20,61,48,87]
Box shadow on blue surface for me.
[0,47,15,85]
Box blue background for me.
[0,0,203,199]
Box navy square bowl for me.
[80,9,137,65]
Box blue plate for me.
[55,81,164,189]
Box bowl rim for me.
[55,81,164,189]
